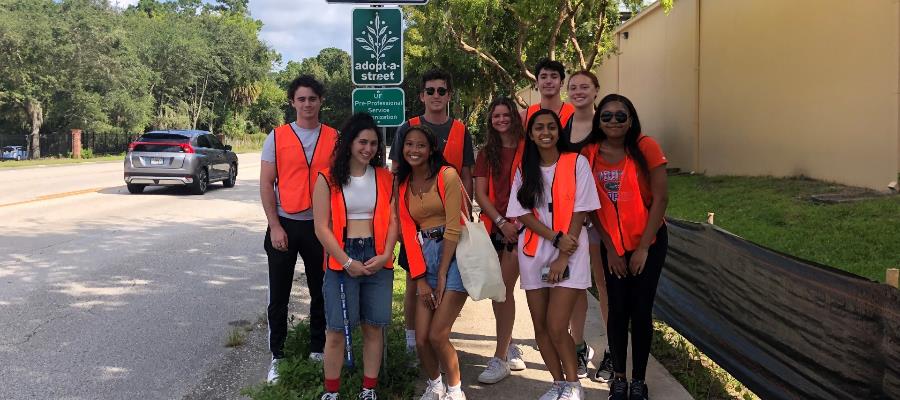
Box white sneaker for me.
[266,358,280,383]
[357,388,377,400]
[478,357,511,384]
[557,382,583,400]
[309,352,325,362]
[443,389,467,400]
[507,344,526,371]
[419,381,446,400]
[321,393,339,400]
[538,382,562,400]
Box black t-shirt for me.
[561,114,593,154]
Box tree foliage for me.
[0,0,276,158]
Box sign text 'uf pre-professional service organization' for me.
[352,88,405,126]
[352,8,403,85]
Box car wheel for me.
[190,168,209,195]
[127,183,145,194]
[223,163,237,188]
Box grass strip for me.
[0,153,125,169]
[243,269,418,399]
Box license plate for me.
[150,158,163,165]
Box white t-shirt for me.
[261,122,321,220]
[506,155,600,290]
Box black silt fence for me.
[654,219,899,399]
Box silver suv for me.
[123,130,238,195]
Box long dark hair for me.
[516,108,566,209]
[592,94,649,176]
[394,125,448,184]
[330,113,383,188]
[482,97,524,180]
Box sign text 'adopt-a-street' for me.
[352,8,403,85]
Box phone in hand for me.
[541,265,570,282]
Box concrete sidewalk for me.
[446,287,693,400]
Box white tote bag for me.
[455,183,506,302]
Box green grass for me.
[651,174,898,399]
[0,153,125,169]
[666,174,900,282]
[242,267,418,400]
[225,133,266,154]
[225,327,247,348]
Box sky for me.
[110,0,356,66]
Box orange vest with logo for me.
[398,166,464,279]
[274,123,337,214]
[480,138,525,233]
[582,142,655,256]
[322,167,395,271]
[522,152,579,257]
[524,103,576,129]
[409,117,466,171]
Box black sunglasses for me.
[424,87,448,96]
[599,111,629,123]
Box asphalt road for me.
[0,154,308,399]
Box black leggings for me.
[264,217,326,358]
[602,224,668,380]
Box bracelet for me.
[494,215,506,225]
[552,231,563,248]
[342,258,354,269]
[496,219,507,228]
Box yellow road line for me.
[0,187,107,208]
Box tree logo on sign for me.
[355,12,399,69]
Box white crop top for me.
[344,166,377,220]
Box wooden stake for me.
[707,212,715,225]
[887,268,899,288]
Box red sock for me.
[325,378,340,393]
[363,375,378,390]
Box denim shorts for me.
[422,230,466,293]
[322,237,394,331]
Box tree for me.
[402,0,671,113]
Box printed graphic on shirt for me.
[598,169,622,202]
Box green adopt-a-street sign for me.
[352,88,405,127]
[352,8,403,85]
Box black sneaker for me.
[608,377,629,400]
[629,379,649,400]
[576,343,593,378]
[593,351,614,383]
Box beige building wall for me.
[595,0,900,190]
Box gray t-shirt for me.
[388,116,475,167]
[261,122,321,220]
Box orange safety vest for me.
[409,116,466,171]
[397,166,464,279]
[582,142,655,256]
[522,152,579,257]
[524,103,576,129]
[321,167,395,271]
[480,138,525,233]
[274,123,337,213]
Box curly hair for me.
[287,74,324,100]
[482,97,524,180]
[329,113,384,189]
[516,108,567,209]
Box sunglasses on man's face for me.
[424,87,448,96]
[600,111,629,123]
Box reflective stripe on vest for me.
[398,166,462,279]
[323,167,395,271]
[274,123,337,213]
[480,138,525,233]
[524,103,576,129]
[582,141,655,256]
[409,117,466,171]
[522,152,579,257]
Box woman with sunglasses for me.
[585,94,668,400]
[473,97,527,384]
[313,113,398,400]
[507,109,600,400]
[396,125,468,400]
[560,70,612,381]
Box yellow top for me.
[408,167,463,242]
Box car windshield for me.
[138,133,190,143]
